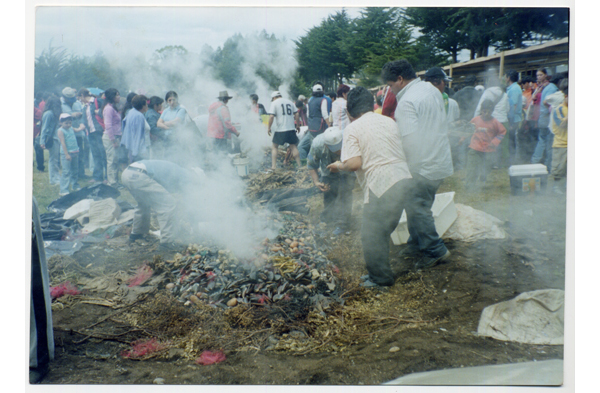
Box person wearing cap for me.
[424,67,462,170]
[327,86,413,287]
[121,160,205,251]
[381,59,452,270]
[423,67,456,118]
[298,84,332,160]
[56,113,81,196]
[307,126,355,236]
[207,91,240,154]
[267,91,301,170]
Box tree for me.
[34,45,127,96]
[493,8,569,51]
[34,44,69,94]
[403,7,466,63]
[295,10,354,91]
[343,7,418,87]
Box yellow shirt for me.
[551,103,568,148]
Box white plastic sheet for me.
[443,203,506,242]
[477,289,564,345]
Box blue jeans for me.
[298,132,315,160]
[76,135,89,178]
[59,151,80,194]
[320,173,355,229]
[34,136,44,171]
[531,127,554,169]
[362,179,412,286]
[88,132,107,182]
[404,173,448,258]
[48,141,60,185]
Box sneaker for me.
[129,233,145,243]
[414,250,451,270]
[59,192,69,197]
[397,245,420,259]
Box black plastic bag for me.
[47,184,120,213]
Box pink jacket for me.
[207,101,238,139]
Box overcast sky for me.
[34,4,364,59]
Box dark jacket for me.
[82,102,104,134]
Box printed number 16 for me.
[281,104,293,115]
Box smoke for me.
[103,31,298,257]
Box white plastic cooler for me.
[508,164,548,195]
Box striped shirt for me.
[341,112,411,203]
[394,78,453,180]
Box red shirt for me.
[34,101,45,137]
[381,87,397,120]
[207,101,238,139]
[469,116,507,153]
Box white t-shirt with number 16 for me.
[268,97,298,132]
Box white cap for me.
[271,91,282,99]
[322,126,343,152]
[312,85,323,93]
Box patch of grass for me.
[32,150,135,214]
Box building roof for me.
[418,37,569,85]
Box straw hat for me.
[217,91,233,100]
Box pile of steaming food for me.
[164,212,344,312]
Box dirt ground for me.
[38,168,567,386]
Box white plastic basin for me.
[391,192,458,245]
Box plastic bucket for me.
[233,157,249,177]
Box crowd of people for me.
[33,61,569,289]
[288,61,568,288]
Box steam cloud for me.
[105,32,298,256]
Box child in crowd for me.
[57,113,80,196]
[550,84,568,194]
[465,99,507,190]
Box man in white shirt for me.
[382,59,453,270]
[267,91,301,170]
[328,86,412,288]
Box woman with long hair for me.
[121,92,137,119]
[101,88,123,187]
[39,95,62,185]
